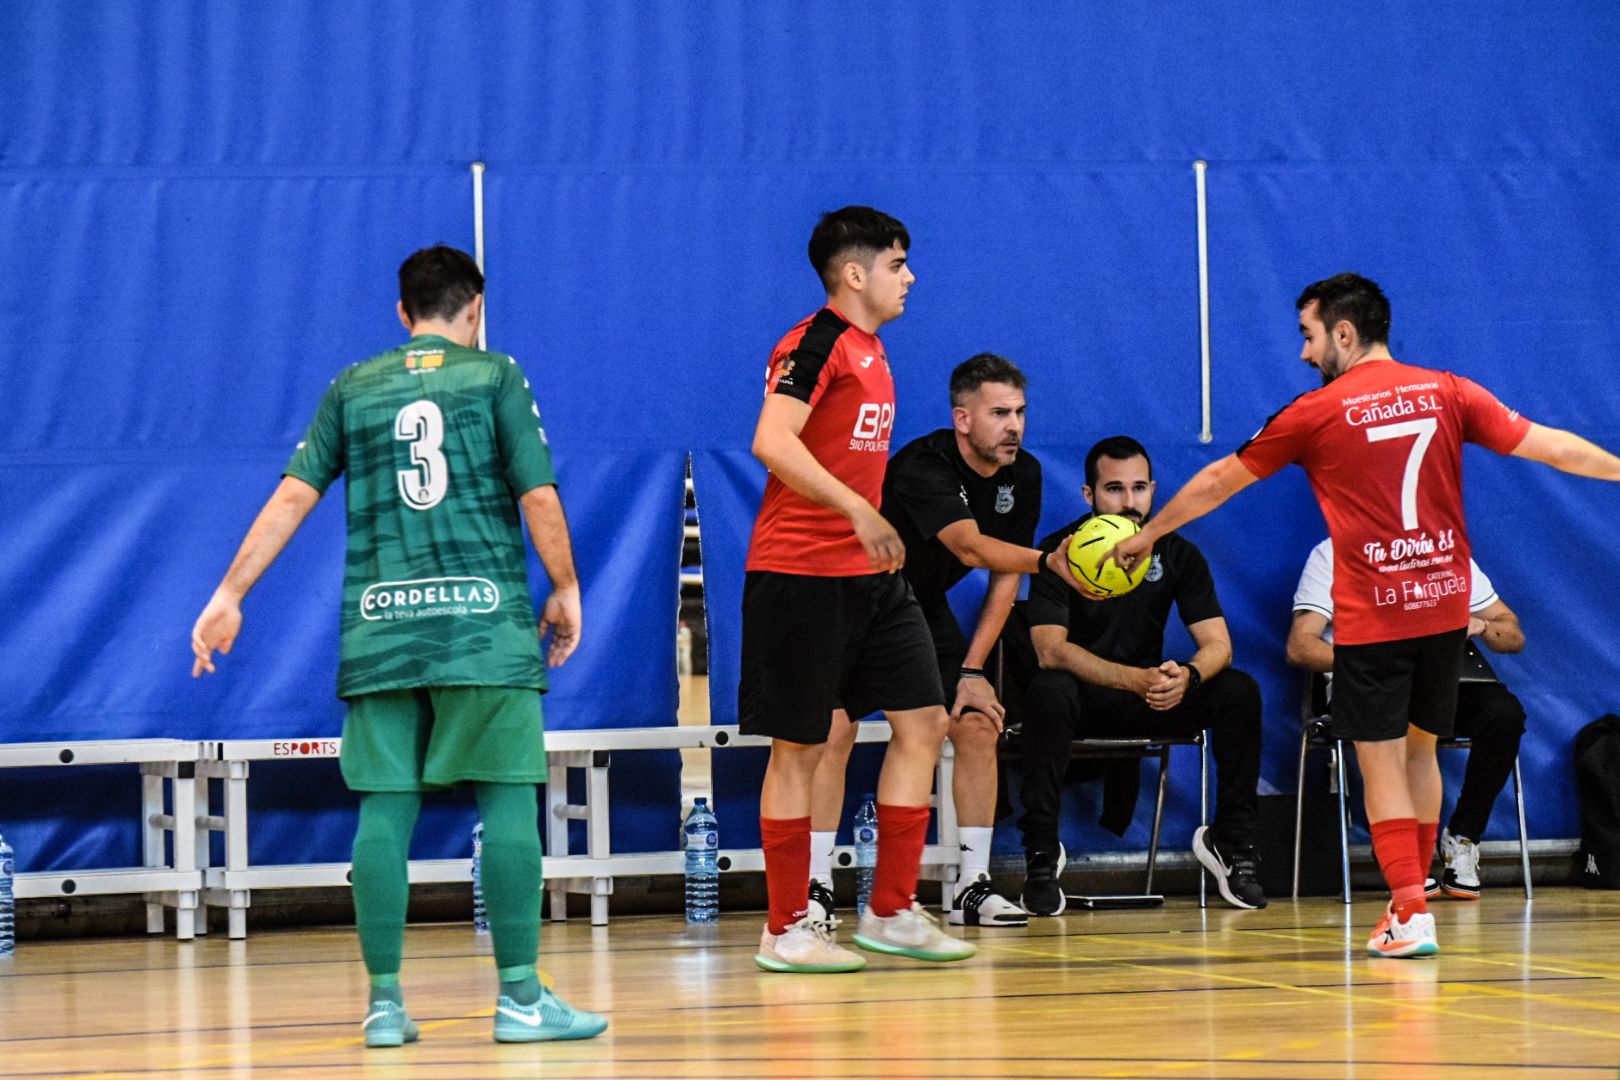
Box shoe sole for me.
[363,1021,418,1049]
[1366,940,1440,958]
[851,933,977,962]
[1192,826,1262,911]
[948,910,1029,927]
[1441,883,1481,901]
[754,952,866,973]
[494,1018,609,1043]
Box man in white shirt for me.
[1286,539,1527,899]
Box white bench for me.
[198,724,960,936]
[0,739,208,940]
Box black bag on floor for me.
[1574,713,1620,889]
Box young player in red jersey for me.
[741,207,974,972]
[1103,273,1620,957]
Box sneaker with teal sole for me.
[853,902,976,962]
[361,1000,419,1048]
[493,987,609,1043]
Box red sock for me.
[870,804,931,917]
[1417,820,1439,880]
[1370,817,1427,920]
[761,816,810,935]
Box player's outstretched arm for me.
[1510,423,1620,481]
[1108,454,1261,572]
[519,484,583,668]
[191,476,322,677]
[751,394,903,571]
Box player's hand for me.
[1045,541,1108,601]
[1145,660,1188,711]
[541,585,583,668]
[1467,616,1487,638]
[852,504,906,573]
[951,675,1005,731]
[191,591,243,677]
[1104,532,1154,580]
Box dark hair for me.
[398,245,484,322]
[949,353,1027,407]
[1296,272,1391,345]
[807,206,910,291]
[1084,435,1152,490]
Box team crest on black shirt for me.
[995,485,1015,514]
[1145,554,1164,582]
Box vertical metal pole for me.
[1194,159,1213,444]
[471,161,488,351]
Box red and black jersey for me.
[746,307,896,577]
[1238,359,1531,645]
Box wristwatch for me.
[1183,662,1203,692]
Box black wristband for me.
[1183,663,1203,692]
[959,667,986,680]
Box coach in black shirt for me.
[811,354,1043,928]
[1016,436,1265,915]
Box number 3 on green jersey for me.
[395,400,448,510]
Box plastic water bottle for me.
[0,831,15,956]
[683,798,719,923]
[471,821,489,935]
[854,795,879,916]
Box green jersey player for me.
[191,245,606,1047]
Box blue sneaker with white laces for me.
[361,999,419,1048]
[493,986,609,1043]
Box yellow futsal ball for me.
[1066,514,1150,598]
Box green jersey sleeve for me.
[284,375,346,492]
[494,356,556,496]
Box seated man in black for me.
[1016,436,1266,913]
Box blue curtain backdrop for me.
[4,2,1618,873]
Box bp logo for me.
[995,484,1015,514]
[1145,554,1164,582]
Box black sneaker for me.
[1020,843,1067,917]
[807,878,839,927]
[1193,826,1267,910]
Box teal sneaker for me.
[361,1000,419,1048]
[493,987,609,1043]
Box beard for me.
[1317,341,1347,385]
[967,431,1018,469]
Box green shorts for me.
[340,686,548,792]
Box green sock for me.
[473,782,543,972]
[368,973,404,1007]
[351,791,423,980]
[499,964,541,1006]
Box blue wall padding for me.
[4,3,1618,873]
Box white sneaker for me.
[1366,905,1440,958]
[948,874,1028,927]
[853,903,977,962]
[1441,830,1481,900]
[755,917,866,973]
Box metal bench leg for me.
[587,753,613,926]
[171,765,198,941]
[225,761,251,939]
[141,767,166,934]
[1198,739,1209,910]
[936,741,959,912]
[1334,742,1352,905]
[1513,756,1532,900]
[1292,726,1310,900]
[1142,747,1170,894]
[546,768,570,922]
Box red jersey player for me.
[1103,273,1620,958]
[741,207,974,972]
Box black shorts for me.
[739,570,947,744]
[1332,628,1467,742]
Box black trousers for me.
[1448,680,1528,841]
[1016,667,1263,853]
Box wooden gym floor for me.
[4,889,1620,1078]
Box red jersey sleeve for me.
[1453,375,1531,454]
[1236,391,1316,479]
[765,308,850,409]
